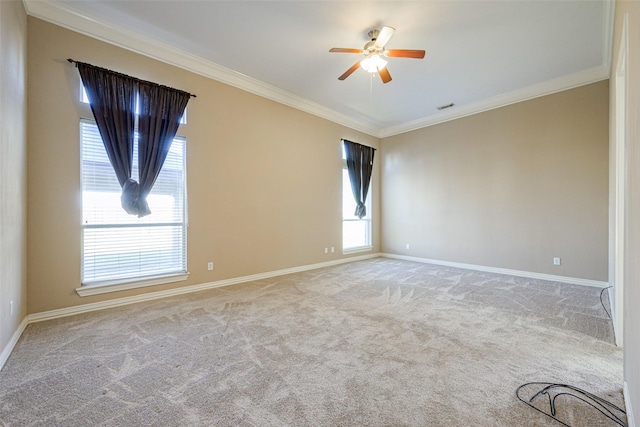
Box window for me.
[80,119,187,286]
[342,146,372,251]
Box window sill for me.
[342,246,373,255]
[76,272,190,297]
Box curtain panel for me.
[134,82,191,217]
[76,62,136,190]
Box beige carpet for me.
[0,258,624,426]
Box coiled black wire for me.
[516,382,627,427]
[601,286,613,319]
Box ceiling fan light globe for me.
[360,55,388,73]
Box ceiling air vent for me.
[437,103,455,111]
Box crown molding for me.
[23,0,382,138]
[602,0,615,76]
[24,0,614,140]
[379,65,609,138]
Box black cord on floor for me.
[601,286,613,319]
[516,382,627,427]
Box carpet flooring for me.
[0,258,624,426]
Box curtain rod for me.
[342,139,377,151]
[67,59,197,98]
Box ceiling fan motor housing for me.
[363,41,381,57]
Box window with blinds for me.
[80,119,187,285]
[342,145,371,251]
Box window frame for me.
[342,144,373,254]
[76,117,189,297]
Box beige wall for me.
[27,18,380,314]
[380,81,609,281]
[612,1,640,422]
[0,1,28,357]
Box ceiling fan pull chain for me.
[370,72,374,103]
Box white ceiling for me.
[25,0,613,137]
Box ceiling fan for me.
[329,26,425,84]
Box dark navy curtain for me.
[77,62,136,194]
[77,62,191,217]
[132,82,190,217]
[343,140,376,219]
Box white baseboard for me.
[28,252,380,324]
[380,253,609,288]
[0,317,29,371]
[626,381,636,427]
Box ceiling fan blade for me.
[338,61,362,80]
[374,26,395,48]
[385,49,426,59]
[330,48,363,54]
[379,67,392,84]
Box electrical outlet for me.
[553,257,561,266]
[406,243,410,250]
[207,262,214,270]
[331,247,335,253]
[10,301,13,316]
[324,248,328,254]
